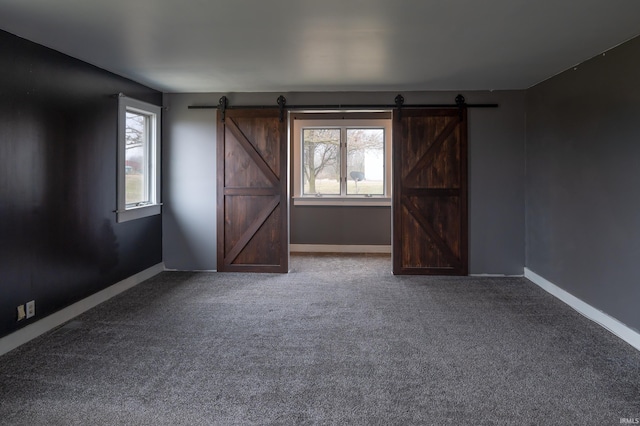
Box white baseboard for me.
[524,267,640,351]
[164,268,217,272]
[290,244,392,254]
[470,273,525,277]
[0,263,165,357]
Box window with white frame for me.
[117,95,161,222]
[292,112,392,206]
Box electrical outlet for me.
[17,305,26,321]
[26,300,35,319]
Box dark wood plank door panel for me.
[217,109,288,272]
[392,108,468,275]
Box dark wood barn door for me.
[217,109,288,272]
[392,108,468,275]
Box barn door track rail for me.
[188,94,498,122]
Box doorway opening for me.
[216,106,468,275]
[289,111,393,257]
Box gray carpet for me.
[0,254,638,425]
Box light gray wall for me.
[162,94,219,270]
[163,91,525,274]
[291,206,391,245]
[526,36,640,332]
[467,91,525,275]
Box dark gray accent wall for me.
[0,30,163,338]
[164,91,525,275]
[526,36,640,332]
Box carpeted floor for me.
[0,254,638,425]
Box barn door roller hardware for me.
[188,94,497,115]
[395,94,405,120]
[218,95,228,122]
[277,95,287,122]
[455,94,466,121]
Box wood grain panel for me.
[217,109,288,273]
[393,108,468,275]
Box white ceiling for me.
[1,0,639,93]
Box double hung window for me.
[117,95,161,222]
[292,112,392,205]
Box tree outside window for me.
[302,127,385,196]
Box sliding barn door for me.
[217,109,288,272]
[392,108,468,275]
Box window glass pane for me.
[303,128,340,195]
[346,129,385,195]
[125,111,148,205]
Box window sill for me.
[116,204,162,223]
[293,197,391,207]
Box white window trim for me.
[117,95,162,223]
[291,113,392,207]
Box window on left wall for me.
[117,95,161,223]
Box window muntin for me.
[117,96,161,222]
[292,113,392,205]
